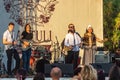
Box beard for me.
[68,30,74,33]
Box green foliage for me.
[103,0,120,52]
[112,13,120,48]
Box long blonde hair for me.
[81,65,97,80]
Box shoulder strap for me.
[75,32,81,38]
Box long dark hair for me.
[24,23,31,32]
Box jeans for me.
[65,51,79,69]
[22,48,31,72]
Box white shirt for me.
[64,32,81,51]
[3,30,15,50]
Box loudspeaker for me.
[35,59,50,73]
[44,63,74,77]
[91,63,113,76]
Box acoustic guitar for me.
[21,39,32,51]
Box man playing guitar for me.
[64,23,81,69]
[2,22,20,76]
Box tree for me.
[112,13,120,48]
[103,0,120,52]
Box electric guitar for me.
[63,44,81,51]
[21,39,33,51]
[63,45,73,52]
[62,44,81,56]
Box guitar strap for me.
[73,34,76,46]
[71,34,76,51]
[9,31,15,50]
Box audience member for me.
[108,49,120,80]
[15,68,27,80]
[72,67,82,80]
[97,68,105,80]
[81,65,97,80]
[50,67,62,80]
[33,72,45,80]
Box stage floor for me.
[0,77,71,80]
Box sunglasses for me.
[69,26,74,28]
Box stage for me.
[0,77,71,80]
[0,77,110,80]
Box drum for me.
[30,56,35,66]
[33,46,51,60]
[30,56,35,71]
[32,50,41,58]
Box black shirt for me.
[21,31,33,40]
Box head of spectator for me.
[33,72,45,80]
[108,48,120,80]
[72,67,82,80]
[112,48,120,66]
[115,48,120,56]
[15,68,27,80]
[50,67,62,80]
[81,65,97,80]
[109,63,120,80]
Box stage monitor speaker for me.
[95,51,110,63]
[35,59,50,73]
[44,63,74,77]
[91,63,113,76]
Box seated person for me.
[50,67,62,80]
[33,72,45,80]
[72,67,82,80]
[109,55,120,80]
[15,68,27,80]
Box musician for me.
[21,23,33,73]
[83,25,104,65]
[2,22,20,76]
[64,23,81,69]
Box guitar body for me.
[63,46,72,51]
[63,44,80,56]
[62,46,73,56]
[21,39,32,51]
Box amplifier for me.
[95,51,110,63]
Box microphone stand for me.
[55,36,61,63]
